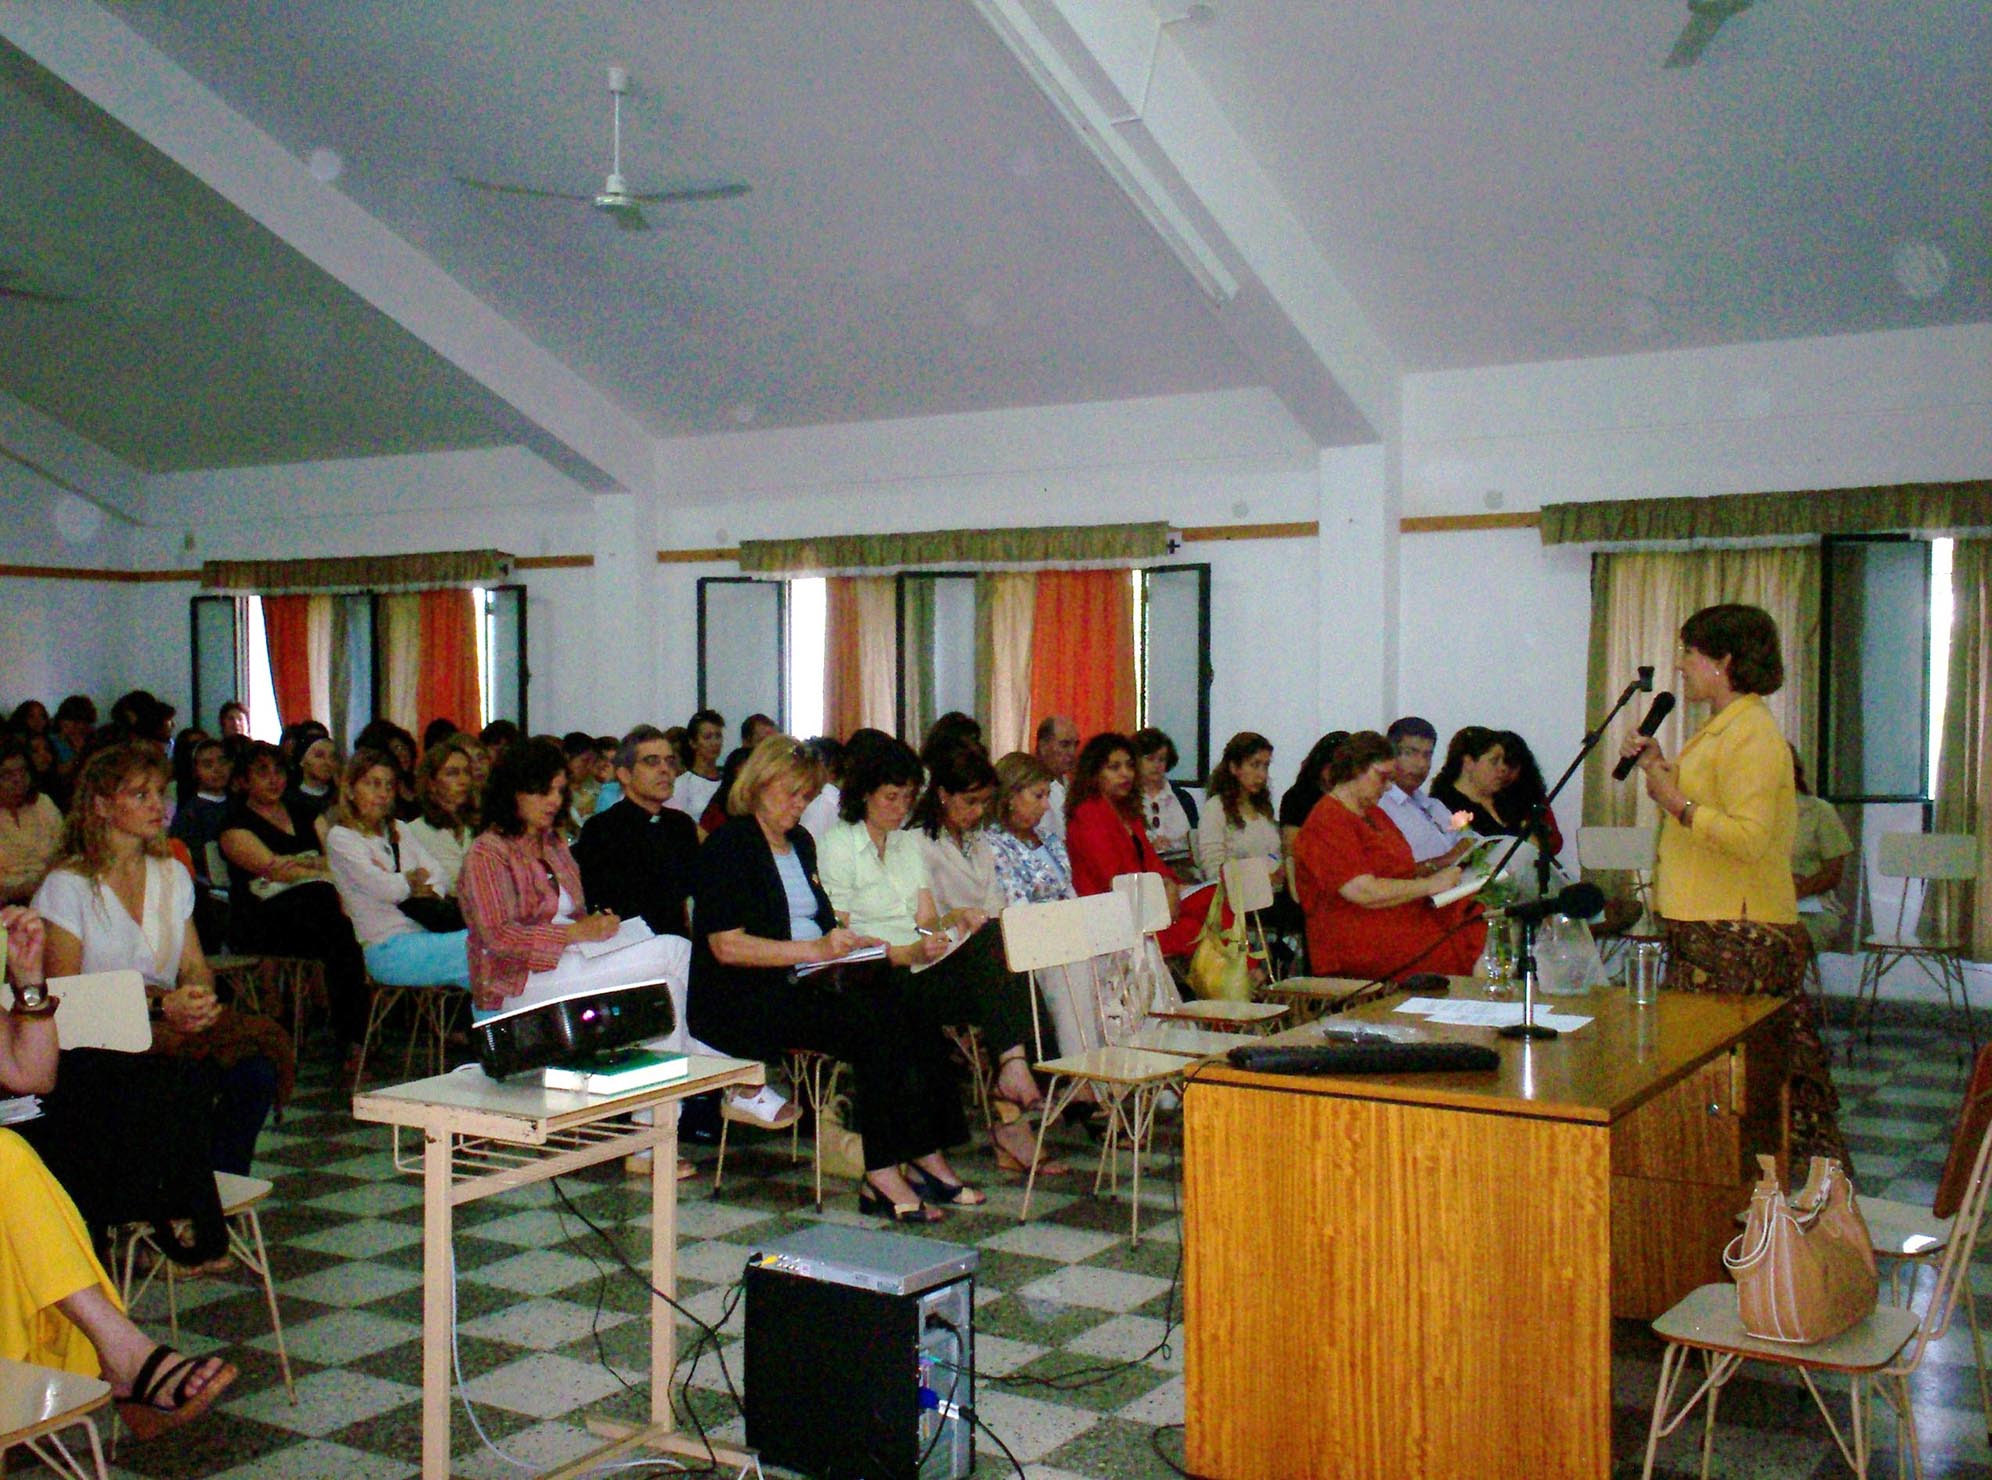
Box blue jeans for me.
[363,930,471,988]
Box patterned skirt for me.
[1662,917,1852,1177]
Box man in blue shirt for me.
[1376,716,1469,866]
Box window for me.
[479,585,528,730]
[1135,564,1212,782]
[696,577,788,731]
[1818,536,1950,804]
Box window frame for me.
[696,575,789,731]
[1135,561,1214,783]
[1817,533,1932,806]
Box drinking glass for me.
[1628,940,1666,1007]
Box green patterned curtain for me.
[1541,483,1992,546]
[739,522,1171,576]
[204,550,513,593]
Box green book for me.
[540,1047,690,1095]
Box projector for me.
[472,978,676,1079]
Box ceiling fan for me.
[1663,0,1760,68]
[457,66,748,231]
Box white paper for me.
[576,917,657,959]
[1393,999,1592,1033]
[0,1095,42,1125]
[792,942,890,979]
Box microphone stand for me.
[1492,674,1652,1042]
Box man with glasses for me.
[1377,716,1470,867]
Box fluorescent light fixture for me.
[973,0,1239,305]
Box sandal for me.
[115,1346,237,1442]
[904,1167,987,1207]
[993,1121,1068,1177]
[857,1180,942,1224]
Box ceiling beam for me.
[0,0,656,494]
[0,388,148,524]
[974,0,1400,445]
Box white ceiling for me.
[0,0,1984,478]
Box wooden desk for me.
[1182,988,1787,1480]
[353,1056,764,1480]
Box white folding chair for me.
[1640,1072,1992,1480]
[1853,832,1980,1054]
[1001,892,1188,1246]
[1578,826,1660,975]
[116,1173,295,1404]
[0,1359,111,1480]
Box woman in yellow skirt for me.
[1,906,236,1438]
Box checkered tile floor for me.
[63,1005,1992,1479]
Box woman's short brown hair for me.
[992,751,1054,829]
[1680,604,1784,695]
[729,733,826,818]
[1324,730,1394,789]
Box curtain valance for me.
[1540,482,1992,547]
[738,522,1172,577]
[202,550,514,594]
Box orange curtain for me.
[823,576,898,741]
[416,589,484,734]
[260,594,315,727]
[1027,570,1136,745]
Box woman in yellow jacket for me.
[1621,603,1849,1169]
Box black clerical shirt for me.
[572,797,699,937]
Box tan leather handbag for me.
[1187,878,1253,1002]
[1722,1154,1878,1344]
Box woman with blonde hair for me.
[325,749,470,990]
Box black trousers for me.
[232,881,369,1048]
[900,923,1035,1062]
[691,965,967,1172]
[16,1048,229,1265]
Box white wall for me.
[0,457,136,717]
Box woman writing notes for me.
[1619,603,1849,1167]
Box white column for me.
[1314,442,1401,733]
[585,493,661,732]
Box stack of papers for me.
[0,1096,42,1125]
[1395,997,1593,1034]
[575,917,657,959]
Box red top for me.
[458,830,587,1010]
[1294,796,1482,980]
[1065,796,1207,956]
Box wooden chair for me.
[1852,832,1980,1054]
[939,1023,996,1129]
[1001,892,1188,1246]
[1146,861,1290,1034]
[1639,1085,1992,1480]
[115,1172,295,1405]
[0,1358,111,1480]
[352,978,467,1091]
[712,1048,846,1211]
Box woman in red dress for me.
[1294,732,1483,980]
[1064,733,1210,957]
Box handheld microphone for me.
[1611,691,1677,781]
[1506,881,1607,926]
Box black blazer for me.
[687,817,837,1047]
[573,798,698,937]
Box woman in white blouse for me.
[1196,732,1285,887]
[34,743,289,1178]
[325,750,470,989]
[907,744,1006,919]
[404,735,478,895]
[1132,728,1199,879]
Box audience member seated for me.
[1376,716,1470,865]
[50,694,97,774]
[0,736,62,904]
[1430,726,1514,837]
[908,744,1006,920]
[1278,730,1347,896]
[326,750,470,991]
[1196,731,1297,932]
[688,736,976,1222]
[740,713,779,750]
[421,717,459,751]
[351,720,421,822]
[217,700,251,740]
[1295,731,1483,981]
[458,739,787,1127]
[108,690,176,749]
[575,726,699,939]
[36,744,289,1175]
[797,736,843,841]
[477,719,520,772]
[1032,715,1080,842]
[698,746,754,837]
[818,738,1053,1174]
[1492,729,1564,858]
[405,735,478,894]
[589,734,622,813]
[670,709,727,825]
[1064,732,1210,958]
[220,741,369,1076]
[1791,748,1853,955]
[7,699,51,744]
[1133,727,1200,879]
[284,730,339,826]
[169,737,235,952]
[561,731,604,825]
[920,711,985,766]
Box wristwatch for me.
[1679,801,1697,829]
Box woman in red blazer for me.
[1063,733,1210,957]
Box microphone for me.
[1636,665,1655,692]
[1506,881,1607,926]
[1610,691,1677,781]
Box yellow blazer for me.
[1654,694,1798,925]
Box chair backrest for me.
[1877,831,1978,882]
[1221,858,1275,914]
[1111,871,1172,934]
[1577,826,1657,872]
[2,971,151,1053]
[1892,1046,1992,1371]
[1001,893,1143,1058]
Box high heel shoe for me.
[857,1180,942,1224]
[904,1167,987,1207]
